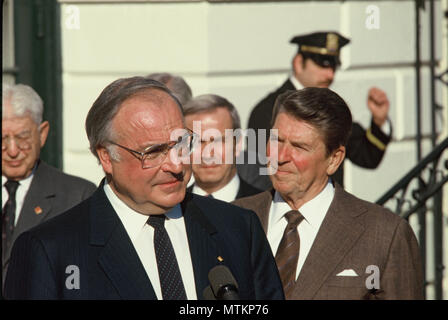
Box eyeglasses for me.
[2,133,32,151]
[108,129,197,169]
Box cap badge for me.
[326,33,339,54]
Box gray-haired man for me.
[2,83,96,287]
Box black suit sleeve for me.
[248,211,285,300]
[4,232,58,299]
[346,120,392,169]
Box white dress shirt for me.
[267,180,335,280]
[104,182,197,300]
[192,174,240,202]
[2,172,35,226]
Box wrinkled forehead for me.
[273,112,322,137]
[2,114,38,133]
[113,91,185,143]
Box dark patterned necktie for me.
[147,214,187,300]
[2,180,20,261]
[275,210,305,299]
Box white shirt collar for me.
[2,169,36,224]
[270,179,335,228]
[2,161,37,188]
[2,170,34,189]
[192,174,240,202]
[2,169,35,204]
[104,181,183,242]
[289,74,304,90]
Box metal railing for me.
[374,0,447,300]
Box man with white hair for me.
[2,83,96,288]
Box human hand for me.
[367,87,390,127]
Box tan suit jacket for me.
[233,183,424,300]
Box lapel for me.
[14,162,54,237]
[4,161,54,266]
[235,180,245,200]
[182,192,221,300]
[235,177,259,200]
[90,183,157,300]
[254,189,275,233]
[292,184,367,299]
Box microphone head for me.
[202,285,216,300]
[208,265,239,299]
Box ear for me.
[326,146,346,176]
[292,54,304,76]
[97,146,113,175]
[38,121,50,148]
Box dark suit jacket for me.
[233,184,424,300]
[2,160,97,284]
[4,185,284,300]
[246,79,392,187]
[187,175,262,201]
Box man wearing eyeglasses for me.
[2,84,96,291]
[4,77,284,300]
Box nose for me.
[3,139,21,158]
[160,147,185,176]
[276,142,291,165]
[325,67,335,81]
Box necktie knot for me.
[5,180,20,196]
[284,210,304,228]
[147,214,166,229]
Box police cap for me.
[290,31,350,69]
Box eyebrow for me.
[291,140,312,149]
[276,134,312,149]
[139,130,190,151]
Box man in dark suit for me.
[234,88,423,299]
[244,31,392,189]
[4,77,283,300]
[2,84,96,289]
[184,94,262,201]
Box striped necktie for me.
[275,210,305,299]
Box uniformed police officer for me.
[242,31,392,188]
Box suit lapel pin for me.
[34,206,43,215]
[217,256,224,262]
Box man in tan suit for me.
[233,88,424,300]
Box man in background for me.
[146,72,192,106]
[244,31,392,189]
[184,94,262,202]
[2,83,96,289]
[234,88,423,300]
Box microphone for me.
[206,265,239,300]
[202,285,216,300]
